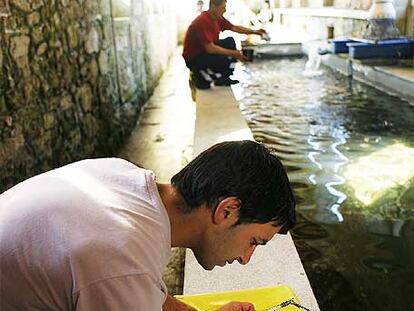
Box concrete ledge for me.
[245,43,304,57]
[193,87,254,155]
[184,86,320,311]
[323,53,414,103]
[320,53,351,75]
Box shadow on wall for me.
[0,0,177,192]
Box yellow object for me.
[175,285,300,311]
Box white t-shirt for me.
[0,158,172,311]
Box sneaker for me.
[214,77,239,86]
[191,72,211,89]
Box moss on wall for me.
[0,0,177,192]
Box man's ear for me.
[212,197,241,226]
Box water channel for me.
[232,58,414,311]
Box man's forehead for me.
[268,224,283,240]
[250,222,281,238]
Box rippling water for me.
[232,58,414,311]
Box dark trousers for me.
[185,37,237,79]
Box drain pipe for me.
[346,58,353,78]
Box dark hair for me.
[209,0,226,7]
[171,140,296,234]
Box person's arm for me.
[205,42,247,61]
[231,25,266,36]
[163,295,256,311]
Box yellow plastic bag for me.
[175,285,300,311]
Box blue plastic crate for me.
[347,39,414,59]
[331,38,358,54]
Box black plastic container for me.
[242,48,254,61]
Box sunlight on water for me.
[343,143,414,205]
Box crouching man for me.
[183,0,266,89]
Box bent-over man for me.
[0,140,296,311]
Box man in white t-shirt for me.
[0,140,296,311]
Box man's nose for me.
[238,245,256,265]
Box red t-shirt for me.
[183,11,234,61]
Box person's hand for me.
[232,50,248,61]
[216,301,255,311]
[253,29,266,36]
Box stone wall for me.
[0,0,177,192]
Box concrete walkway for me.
[119,50,195,184]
